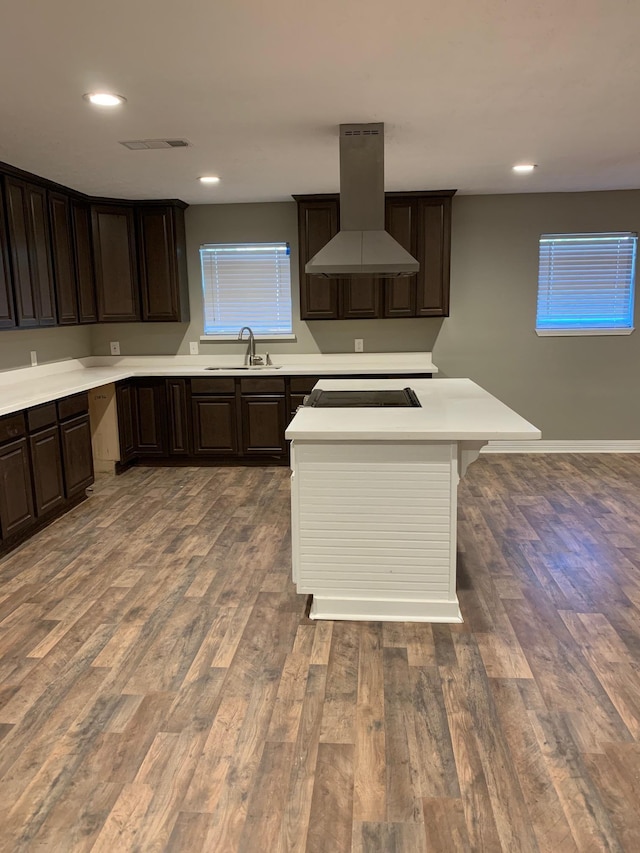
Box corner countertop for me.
[285,378,541,442]
[0,353,437,418]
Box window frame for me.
[535,231,637,337]
[199,241,295,340]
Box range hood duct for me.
[305,123,419,279]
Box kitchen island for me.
[286,378,540,622]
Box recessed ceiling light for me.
[199,176,221,184]
[512,163,536,174]
[84,92,126,107]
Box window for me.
[536,232,636,335]
[200,242,293,337]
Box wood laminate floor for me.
[0,456,639,852]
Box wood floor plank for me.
[306,742,354,853]
[0,458,638,851]
[278,664,327,853]
[353,623,386,822]
[530,711,625,852]
[422,798,472,853]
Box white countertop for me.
[285,378,541,441]
[0,353,436,417]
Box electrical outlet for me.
[354,338,364,353]
[189,341,199,355]
[110,341,120,356]
[30,350,38,366]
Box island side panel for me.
[290,440,462,622]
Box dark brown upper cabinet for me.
[384,198,417,317]
[48,191,79,325]
[91,203,140,322]
[339,278,381,319]
[415,196,452,316]
[294,190,455,320]
[295,197,340,319]
[71,200,97,324]
[0,181,15,329]
[4,177,57,327]
[137,204,189,322]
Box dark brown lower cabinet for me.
[60,415,94,497]
[116,382,136,464]
[167,379,190,455]
[241,396,287,455]
[0,395,93,556]
[134,380,167,456]
[29,425,65,516]
[0,437,35,539]
[191,397,238,456]
[114,373,431,469]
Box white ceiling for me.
[1,0,639,204]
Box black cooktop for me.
[304,388,421,408]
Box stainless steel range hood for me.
[305,123,419,278]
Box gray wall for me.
[0,325,92,371]
[434,191,640,439]
[6,190,640,439]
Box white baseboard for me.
[483,440,640,454]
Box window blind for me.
[536,232,637,333]
[200,242,293,335]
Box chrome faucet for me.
[238,326,258,365]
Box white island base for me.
[287,378,540,624]
[290,439,486,623]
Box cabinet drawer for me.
[27,403,57,432]
[57,392,89,421]
[0,413,26,444]
[190,377,236,394]
[240,377,285,394]
[289,376,320,394]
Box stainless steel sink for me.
[205,365,282,371]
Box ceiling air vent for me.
[119,138,191,150]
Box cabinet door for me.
[167,378,190,455]
[191,397,238,455]
[5,179,57,326]
[0,437,35,538]
[27,184,57,325]
[92,204,140,321]
[29,425,65,516]
[0,181,15,329]
[71,201,97,324]
[49,192,79,325]
[384,199,417,317]
[134,380,167,456]
[297,199,339,319]
[116,382,136,463]
[416,197,451,317]
[60,415,94,497]
[138,205,189,322]
[5,177,38,327]
[241,396,286,455]
[340,278,382,319]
